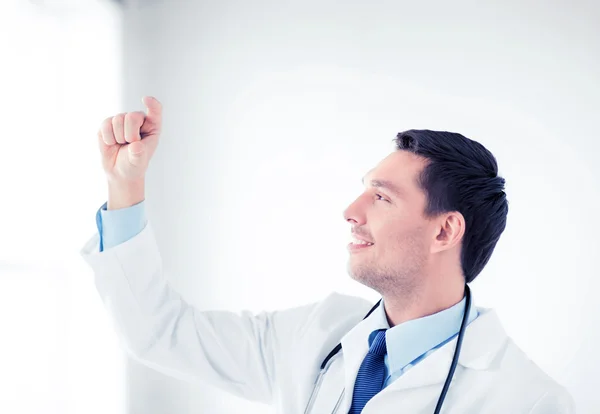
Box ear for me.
[431,211,465,253]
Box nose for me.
[343,196,366,226]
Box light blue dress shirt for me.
[96,200,479,388]
[96,200,147,252]
[373,296,479,387]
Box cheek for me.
[372,219,404,249]
[377,220,428,254]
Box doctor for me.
[81,96,574,413]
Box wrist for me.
[107,178,145,210]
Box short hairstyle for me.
[394,130,508,283]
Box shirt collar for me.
[370,294,479,375]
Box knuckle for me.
[125,111,143,125]
[112,113,125,125]
[98,130,111,145]
[101,117,113,130]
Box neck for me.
[382,281,465,327]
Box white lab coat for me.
[80,222,575,413]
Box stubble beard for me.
[347,235,427,299]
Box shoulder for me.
[284,291,374,340]
[499,337,575,412]
[317,291,374,316]
[529,386,576,413]
[264,291,375,363]
[464,308,574,412]
[317,291,375,324]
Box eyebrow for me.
[361,176,404,198]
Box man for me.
[81,96,574,413]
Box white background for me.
[1,0,599,413]
[0,1,124,413]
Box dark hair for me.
[394,130,508,283]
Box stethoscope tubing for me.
[304,285,472,414]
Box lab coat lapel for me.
[383,307,508,393]
[339,302,389,412]
[338,305,508,413]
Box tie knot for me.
[369,330,387,356]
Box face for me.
[343,150,435,296]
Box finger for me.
[112,113,126,144]
[124,111,145,143]
[97,130,108,151]
[100,117,116,146]
[141,96,162,132]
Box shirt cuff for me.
[96,200,147,252]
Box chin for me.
[347,262,372,284]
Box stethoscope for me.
[304,285,471,414]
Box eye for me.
[375,193,389,202]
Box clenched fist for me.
[97,96,162,209]
[98,96,162,182]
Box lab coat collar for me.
[340,299,507,402]
[380,295,479,376]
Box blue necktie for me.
[348,329,387,414]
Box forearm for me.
[107,178,145,210]
[80,222,276,403]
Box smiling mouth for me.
[347,241,374,252]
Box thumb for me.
[142,96,162,132]
[128,140,146,166]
